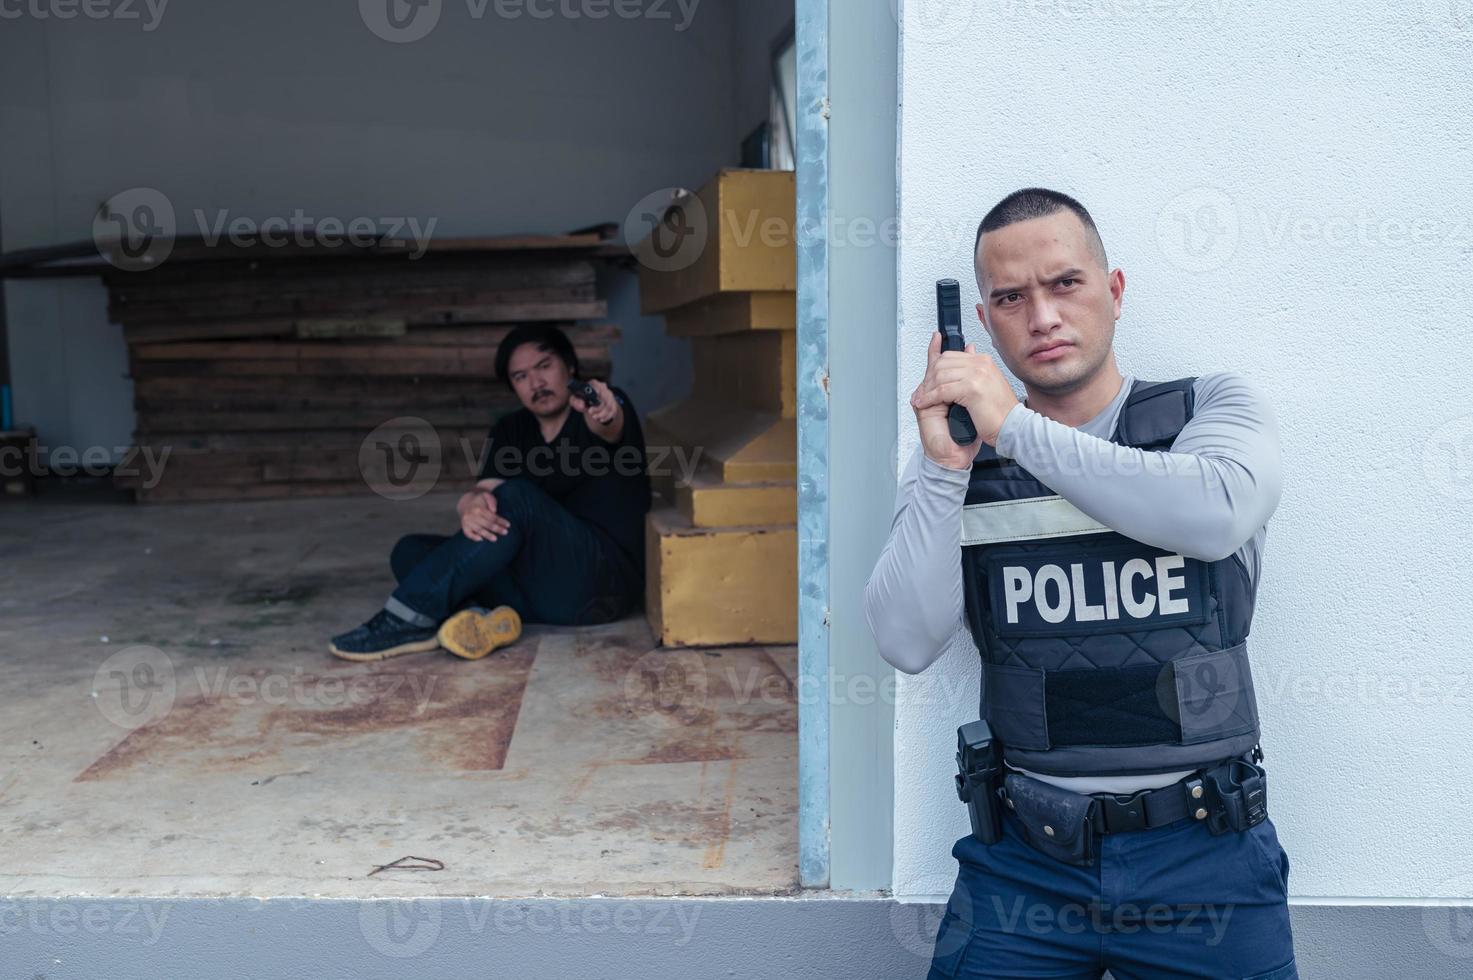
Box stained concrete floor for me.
[0,486,799,898]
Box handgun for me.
[567,379,602,409]
[935,279,978,445]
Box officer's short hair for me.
[495,323,580,387]
[974,187,1108,272]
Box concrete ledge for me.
[4,896,1470,978]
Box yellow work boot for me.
[437,605,522,660]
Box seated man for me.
[330,323,651,661]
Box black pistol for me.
[935,279,978,445]
[567,379,601,409]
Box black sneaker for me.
[329,609,441,661]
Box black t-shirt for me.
[477,386,651,575]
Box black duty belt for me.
[1087,776,1199,834]
[1002,749,1267,838]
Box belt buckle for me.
[1096,788,1150,834]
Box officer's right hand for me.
[911,332,986,470]
[459,490,511,542]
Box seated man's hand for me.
[570,378,624,441]
[458,489,511,542]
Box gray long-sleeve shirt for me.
[864,371,1283,795]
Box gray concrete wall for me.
[731,0,793,146]
[0,0,797,455]
[824,0,897,893]
[3,897,1468,979]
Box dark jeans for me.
[927,810,1296,979]
[388,478,641,627]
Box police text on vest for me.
[1002,556,1191,625]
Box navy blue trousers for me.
[927,808,1296,980]
[389,478,640,627]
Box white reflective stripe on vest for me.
[960,495,1112,546]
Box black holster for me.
[1189,755,1269,835]
[954,721,1002,845]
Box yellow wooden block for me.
[645,508,797,647]
[636,169,796,315]
[675,475,796,528]
[689,331,796,418]
[645,405,795,484]
[662,291,796,337]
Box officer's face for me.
[974,211,1124,393]
[506,342,573,419]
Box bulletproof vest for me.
[962,377,1260,778]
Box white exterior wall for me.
[893,0,1473,904]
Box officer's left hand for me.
[570,378,622,429]
[912,334,1020,447]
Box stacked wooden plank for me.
[635,169,798,647]
[105,234,621,502]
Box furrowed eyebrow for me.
[513,356,552,377]
[989,268,1087,300]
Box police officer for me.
[865,188,1297,979]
